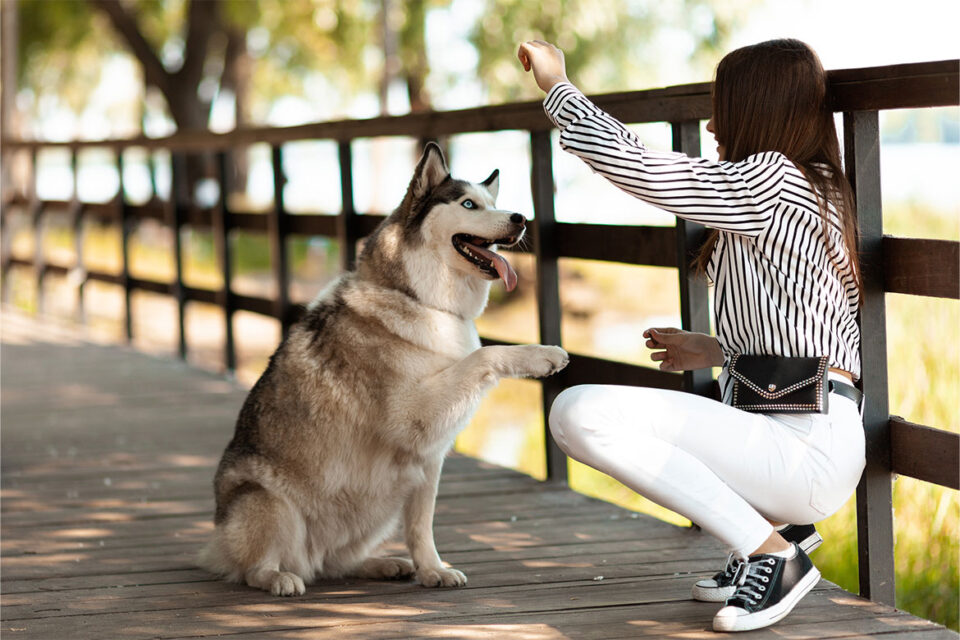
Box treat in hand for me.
[517,40,570,93]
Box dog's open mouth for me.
[452,233,519,292]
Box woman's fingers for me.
[517,44,531,71]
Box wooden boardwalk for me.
[2,311,955,639]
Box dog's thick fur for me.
[198,144,568,596]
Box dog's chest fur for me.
[214,273,481,521]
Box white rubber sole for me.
[691,580,736,603]
[712,565,821,632]
[798,532,823,555]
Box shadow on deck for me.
[1,310,954,639]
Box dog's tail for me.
[196,535,244,583]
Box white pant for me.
[548,372,866,558]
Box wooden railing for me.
[2,59,957,609]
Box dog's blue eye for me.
[462,199,475,209]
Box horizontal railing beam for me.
[890,417,960,490]
[2,60,955,152]
[10,214,960,292]
[883,236,959,299]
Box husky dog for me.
[199,143,568,596]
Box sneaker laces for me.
[711,553,743,585]
[727,557,777,608]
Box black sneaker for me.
[691,554,742,602]
[712,543,821,632]
[692,525,822,602]
[779,524,823,554]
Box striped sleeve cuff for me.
[543,82,601,130]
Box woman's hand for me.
[517,40,569,93]
[643,328,725,372]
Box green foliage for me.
[469,0,754,101]
[18,0,116,112]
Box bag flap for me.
[728,354,828,400]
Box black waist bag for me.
[728,354,829,414]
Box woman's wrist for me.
[540,74,570,93]
[707,337,725,367]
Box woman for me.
[517,39,866,633]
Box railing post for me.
[270,145,291,335]
[29,148,46,315]
[845,110,895,606]
[671,121,713,397]
[71,149,85,323]
[117,150,133,342]
[530,130,567,483]
[169,153,187,360]
[214,151,236,373]
[0,160,10,303]
[338,140,358,272]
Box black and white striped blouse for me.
[544,82,861,380]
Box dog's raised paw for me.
[518,344,569,378]
[270,571,306,597]
[417,566,467,588]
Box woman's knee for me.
[548,385,610,457]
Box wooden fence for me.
[2,58,957,610]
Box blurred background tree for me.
[13,0,749,137]
[470,0,749,101]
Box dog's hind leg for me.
[354,556,415,580]
[219,488,310,596]
[321,515,415,582]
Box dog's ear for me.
[481,169,499,200]
[409,142,449,201]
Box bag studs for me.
[768,383,777,392]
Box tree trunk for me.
[222,28,252,199]
[89,0,221,203]
[1,0,20,197]
[401,0,431,113]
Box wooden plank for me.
[883,236,959,299]
[554,223,676,267]
[337,140,359,271]
[889,417,960,490]
[671,120,713,398]
[286,212,339,237]
[530,130,567,483]
[3,61,955,154]
[213,152,236,372]
[269,145,291,332]
[828,59,960,111]
[70,149,85,323]
[30,148,46,315]
[845,109,895,606]
[170,154,187,359]
[565,352,684,391]
[2,318,955,640]
[117,150,132,341]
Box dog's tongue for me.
[471,245,518,292]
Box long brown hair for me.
[696,39,861,293]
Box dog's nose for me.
[510,213,525,225]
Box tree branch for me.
[88,0,169,95]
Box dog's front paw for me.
[513,344,569,379]
[270,571,306,597]
[417,565,467,588]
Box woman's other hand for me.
[643,328,725,371]
[517,40,569,93]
